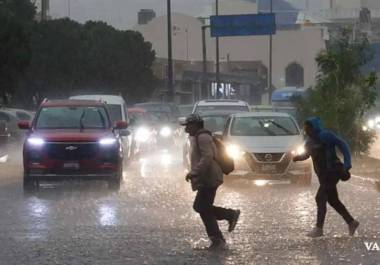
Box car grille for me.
[244,152,291,174]
[46,143,99,160]
[253,153,285,162]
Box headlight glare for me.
[160,127,172,138]
[135,127,150,143]
[226,144,244,160]
[292,145,306,156]
[99,138,117,145]
[27,137,45,146]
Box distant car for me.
[178,104,194,117]
[70,95,133,162]
[134,102,180,122]
[192,99,250,114]
[0,108,34,141]
[19,99,128,190]
[218,112,312,185]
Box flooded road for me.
[0,148,379,265]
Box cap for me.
[180,114,203,126]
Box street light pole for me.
[268,0,273,104]
[167,0,174,102]
[215,0,221,99]
[202,25,210,99]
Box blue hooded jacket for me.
[302,117,352,174]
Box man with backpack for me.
[181,114,240,249]
[293,117,359,238]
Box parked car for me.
[192,99,250,114]
[217,112,312,185]
[70,95,133,162]
[19,99,128,190]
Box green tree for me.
[296,29,378,154]
[0,0,35,104]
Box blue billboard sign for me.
[210,13,276,37]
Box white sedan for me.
[216,112,312,185]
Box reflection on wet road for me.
[0,147,379,264]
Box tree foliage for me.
[295,29,378,154]
[0,0,35,103]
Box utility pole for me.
[68,0,71,18]
[215,0,221,99]
[167,0,174,102]
[202,25,210,99]
[41,0,48,21]
[268,0,273,104]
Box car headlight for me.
[160,127,172,138]
[135,127,151,143]
[99,138,117,145]
[291,145,306,156]
[226,144,244,160]
[368,119,375,129]
[27,137,45,146]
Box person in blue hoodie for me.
[293,117,359,238]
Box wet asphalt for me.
[0,147,379,265]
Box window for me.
[0,112,10,122]
[16,112,31,121]
[231,116,299,136]
[106,104,123,123]
[36,106,109,129]
[285,63,304,87]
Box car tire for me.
[108,169,122,191]
[23,172,37,191]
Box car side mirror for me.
[114,120,128,130]
[18,120,30,130]
[213,131,223,140]
[119,129,131,137]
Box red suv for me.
[18,100,128,190]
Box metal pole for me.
[215,0,221,99]
[167,0,174,102]
[185,29,189,61]
[68,0,71,18]
[268,0,273,104]
[41,0,47,20]
[202,26,209,99]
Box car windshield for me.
[196,105,249,113]
[147,111,170,122]
[231,116,299,136]
[203,115,229,133]
[106,104,122,123]
[36,106,109,129]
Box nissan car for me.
[18,99,128,190]
[217,112,312,185]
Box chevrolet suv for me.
[18,100,127,190]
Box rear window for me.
[195,105,249,113]
[0,112,10,122]
[16,112,32,121]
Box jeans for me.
[316,176,354,228]
[193,187,235,241]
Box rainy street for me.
[0,147,379,265]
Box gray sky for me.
[48,0,330,30]
[49,0,215,29]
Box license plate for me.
[63,162,80,170]
[261,164,276,172]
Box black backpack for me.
[195,130,235,175]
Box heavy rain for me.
[0,0,380,264]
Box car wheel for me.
[23,172,38,191]
[108,169,122,191]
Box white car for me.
[217,112,312,185]
[192,100,250,114]
[69,95,133,161]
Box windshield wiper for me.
[269,121,294,135]
[258,121,276,136]
[79,109,86,131]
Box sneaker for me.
[228,210,241,232]
[307,227,324,238]
[348,220,359,236]
[209,237,227,250]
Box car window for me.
[203,116,228,133]
[36,106,109,129]
[195,105,249,113]
[106,104,123,123]
[0,112,10,122]
[16,111,31,120]
[231,116,299,136]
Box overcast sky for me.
[47,0,328,30]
